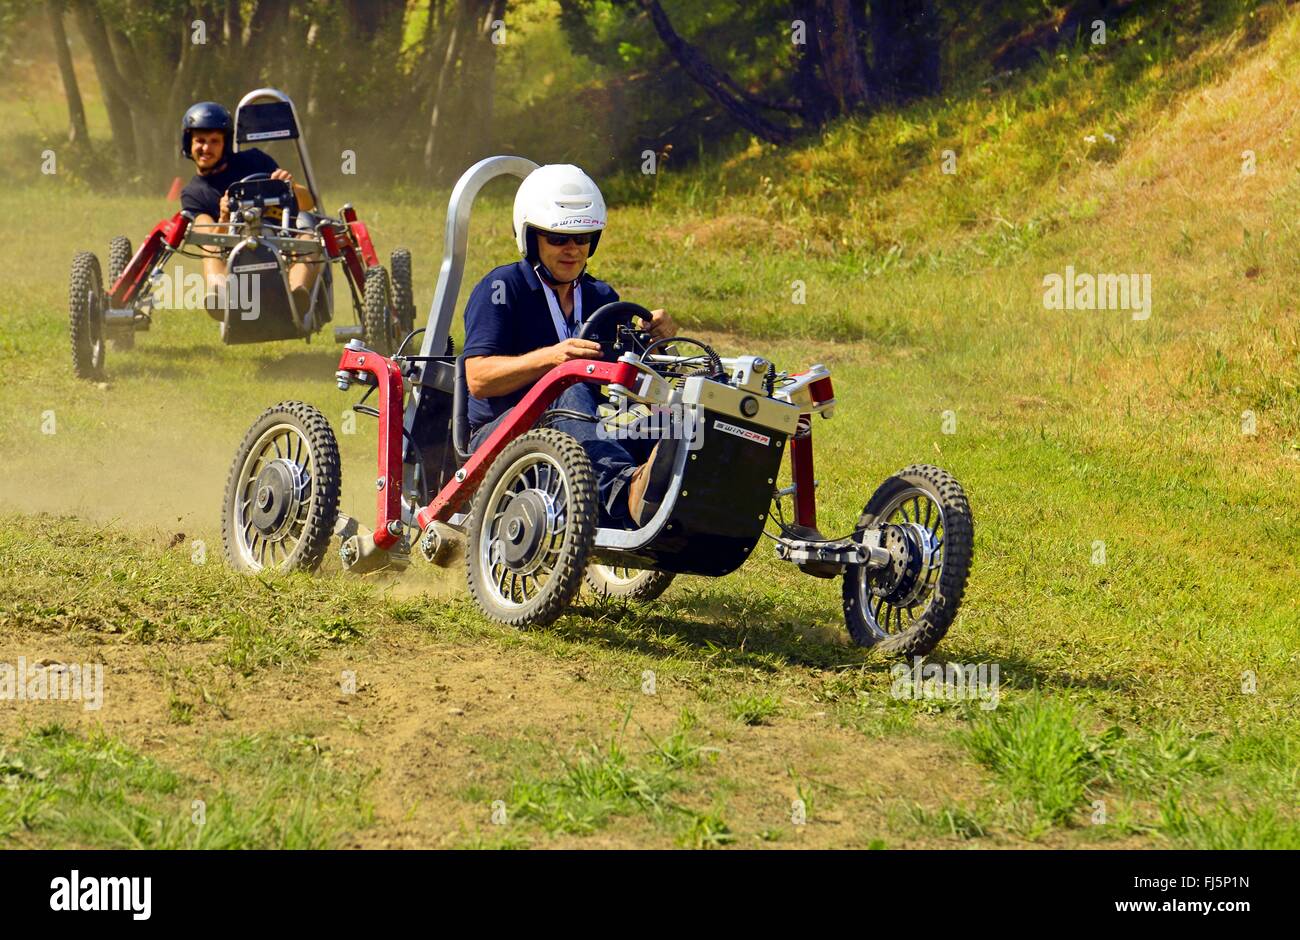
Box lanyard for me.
[538,271,582,340]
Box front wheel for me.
[107,236,134,350]
[222,402,341,574]
[843,464,973,657]
[467,429,598,627]
[362,264,395,355]
[390,248,416,342]
[584,564,675,601]
[69,251,106,380]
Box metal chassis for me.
[101,88,383,339]
[332,154,877,573]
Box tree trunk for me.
[423,0,472,174]
[637,0,795,144]
[454,0,506,168]
[791,0,834,126]
[224,0,242,45]
[812,0,873,115]
[47,0,90,146]
[421,0,506,176]
[244,0,290,72]
[104,23,166,178]
[71,0,137,164]
[870,0,941,102]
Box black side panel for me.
[404,359,459,504]
[627,410,786,577]
[221,242,299,344]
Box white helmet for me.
[513,164,606,261]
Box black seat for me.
[452,356,473,461]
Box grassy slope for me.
[1,2,1298,848]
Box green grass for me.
[0,518,373,676]
[504,709,714,839]
[964,696,1110,828]
[1159,793,1300,850]
[727,694,782,726]
[0,724,373,848]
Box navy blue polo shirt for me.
[461,260,619,429]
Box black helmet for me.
[181,101,232,160]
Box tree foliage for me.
[20,0,1133,187]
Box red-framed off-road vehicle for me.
[69,89,415,381]
[221,156,975,658]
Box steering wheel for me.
[576,301,654,361]
[226,172,297,221]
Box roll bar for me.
[233,88,324,218]
[418,155,540,359]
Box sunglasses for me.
[541,232,594,247]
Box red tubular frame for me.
[341,206,381,269]
[790,419,817,528]
[789,374,834,530]
[109,212,190,306]
[321,222,368,290]
[416,359,639,529]
[349,221,381,269]
[337,345,406,549]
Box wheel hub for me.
[872,523,938,606]
[250,459,303,537]
[494,490,551,570]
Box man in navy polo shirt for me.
[462,164,676,527]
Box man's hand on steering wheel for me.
[541,338,603,366]
[646,308,676,342]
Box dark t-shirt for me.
[462,259,620,429]
[180,148,279,219]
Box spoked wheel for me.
[362,264,396,356]
[843,464,973,657]
[222,402,341,574]
[390,248,416,341]
[584,564,675,601]
[69,251,106,380]
[467,429,598,627]
[107,236,134,350]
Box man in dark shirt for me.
[179,145,279,221]
[463,164,676,527]
[178,101,319,320]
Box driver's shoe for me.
[627,444,658,526]
[290,286,311,327]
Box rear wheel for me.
[108,236,134,350]
[390,248,416,342]
[467,429,598,627]
[69,251,105,380]
[584,564,675,601]
[842,464,973,657]
[222,402,341,574]
[362,264,396,355]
